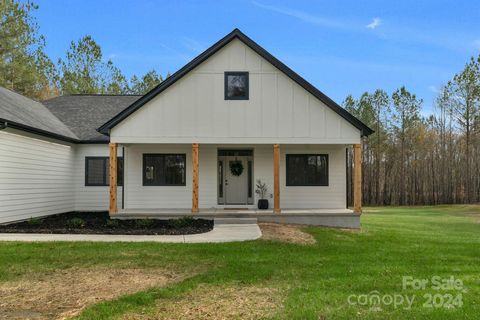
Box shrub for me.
[27,217,42,226]
[106,219,119,228]
[168,216,195,228]
[135,219,154,228]
[67,217,85,228]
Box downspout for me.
[122,146,125,210]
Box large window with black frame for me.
[143,154,186,186]
[286,154,328,186]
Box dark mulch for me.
[0,212,213,235]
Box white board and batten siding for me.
[110,39,361,145]
[280,145,347,209]
[122,144,347,210]
[0,129,74,223]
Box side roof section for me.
[98,28,373,136]
[0,87,78,142]
[43,95,141,142]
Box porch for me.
[115,208,359,228]
[107,142,363,228]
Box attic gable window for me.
[225,72,249,100]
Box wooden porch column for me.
[273,144,281,213]
[109,143,118,214]
[353,143,362,214]
[191,143,199,213]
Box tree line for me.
[346,56,480,206]
[0,0,165,99]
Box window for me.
[85,157,123,186]
[286,154,328,186]
[225,72,249,100]
[143,154,186,186]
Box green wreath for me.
[229,161,244,176]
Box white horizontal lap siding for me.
[0,130,74,223]
[73,144,122,211]
[124,144,192,209]
[280,145,347,209]
[110,39,361,145]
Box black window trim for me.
[142,153,187,186]
[85,156,123,187]
[224,71,249,100]
[285,154,329,187]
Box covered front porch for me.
[107,142,363,227]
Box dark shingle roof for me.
[42,95,141,142]
[0,87,78,140]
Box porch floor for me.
[116,208,354,218]
[113,208,359,228]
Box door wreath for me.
[229,160,244,176]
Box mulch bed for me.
[0,212,213,235]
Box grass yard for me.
[0,205,479,319]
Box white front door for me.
[225,156,248,204]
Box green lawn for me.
[1,205,479,319]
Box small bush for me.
[67,217,85,228]
[106,219,119,228]
[168,216,195,228]
[135,219,154,228]
[27,217,42,226]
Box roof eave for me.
[0,118,80,143]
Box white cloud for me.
[366,17,381,29]
[181,37,205,54]
[252,1,347,30]
[107,53,117,59]
[428,85,439,93]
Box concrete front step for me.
[214,217,258,225]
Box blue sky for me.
[35,0,480,115]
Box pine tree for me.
[58,35,129,95]
[129,69,163,94]
[0,0,57,99]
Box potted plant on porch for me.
[255,179,269,210]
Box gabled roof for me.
[0,87,78,142]
[98,28,373,136]
[43,95,141,142]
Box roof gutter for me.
[0,118,80,143]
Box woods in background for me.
[345,56,480,205]
[0,0,165,99]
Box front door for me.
[225,156,248,204]
[218,150,253,205]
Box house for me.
[0,29,372,228]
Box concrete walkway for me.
[0,222,262,243]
